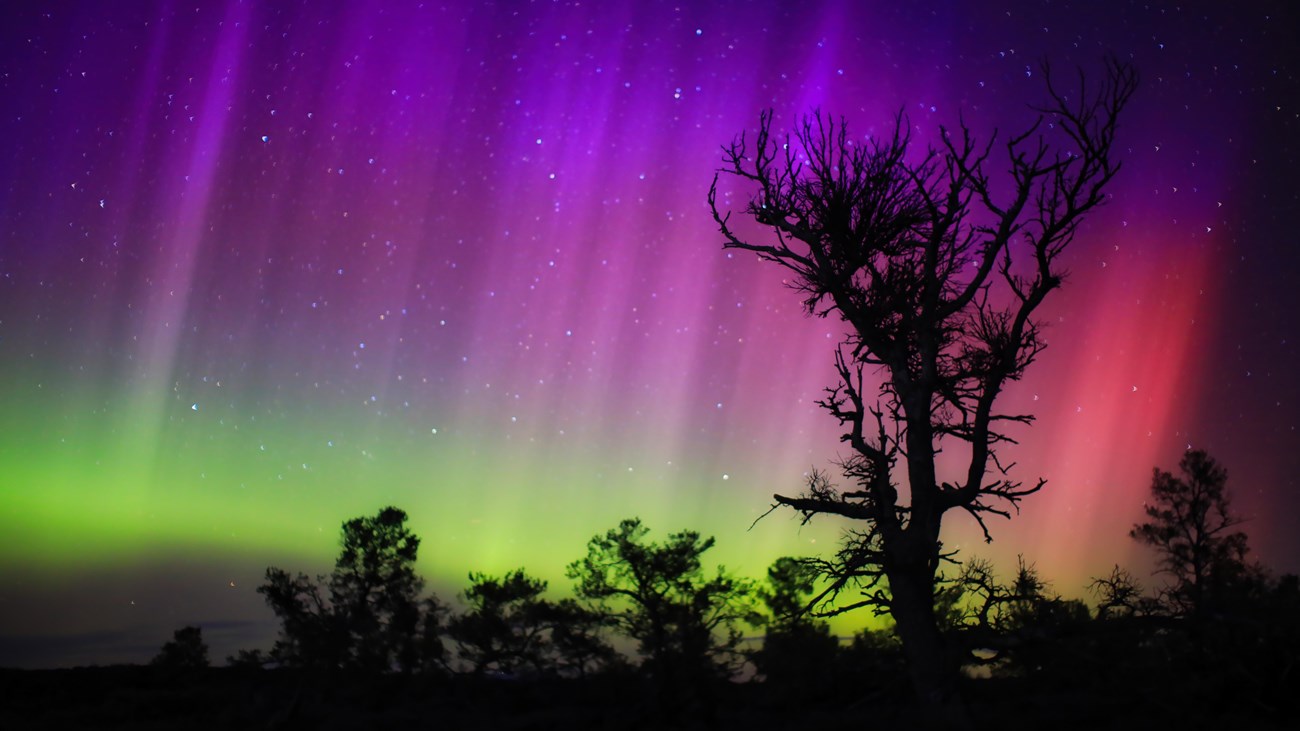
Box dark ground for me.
[0,665,1291,730]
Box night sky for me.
[1,0,1297,668]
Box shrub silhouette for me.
[225,648,268,669]
[152,625,209,670]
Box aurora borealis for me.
[1,0,1297,668]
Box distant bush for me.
[152,625,209,670]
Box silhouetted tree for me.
[226,648,268,669]
[258,567,346,669]
[413,596,451,674]
[450,569,556,676]
[1088,565,1148,620]
[567,518,757,711]
[709,57,1137,716]
[152,625,209,670]
[258,506,441,672]
[1131,449,1253,619]
[450,569,620,678]
[751,557,840,699]
[759,557,828,634]
[838,628,906,692]
[544,598,625,678]
[950,555,1075,634]
[934,557,1092,683]
[332,507,425,671]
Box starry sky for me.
[1,0,1297,668]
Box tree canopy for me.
[152,625,209,670]
[566,518,756,682]
[221,502,1297,726]
[258,506,443,672]
[1131,449,1255,618]
[448,568,618,677]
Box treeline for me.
[174,509,916,721]
[151,450,1298,726]
[240,512,768,713]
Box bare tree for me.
[948,555,1054,633]
[709,58,1137,714]
[1088,564,1148,620]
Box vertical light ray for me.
[118,1,250,476]
[0,1,1290,665]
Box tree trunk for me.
[889,562,971,729]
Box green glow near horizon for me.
[0,377,846,610]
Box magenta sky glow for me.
[1,0,1296,667]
